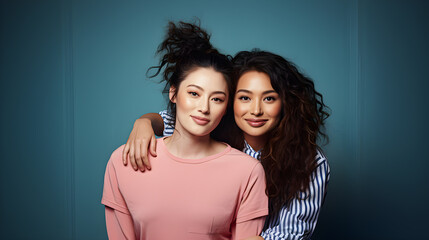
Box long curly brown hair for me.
[230,50,330,227]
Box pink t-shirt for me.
[102,138,268,240]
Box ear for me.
[169,86,177,103]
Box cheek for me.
[233,100,247,117]
[267,102,282,122]
[175,94,193,111]
[216,103,228,118]
[210,104,228,125]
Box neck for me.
[243,133,267,152]
[164,130,215,159]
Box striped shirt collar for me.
[243,140,262,160]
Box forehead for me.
[181,67,228,92]
[236,71,274,91]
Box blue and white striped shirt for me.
[159,110,330,240]
[244,141,330,240]
[160,110,175,136]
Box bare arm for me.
[138,112,165,136]
[122,113,164,171]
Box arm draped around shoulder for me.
[260,151,330,240]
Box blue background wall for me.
[1,0,428,239]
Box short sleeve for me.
[105,207,136,240]
[236,163,269,223]
[231,216,265,240]
[101,148,130,215]
[159,110,175,136]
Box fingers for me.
[129,142,138,171]
[149,135,157,157]
[135,141,145,172]
[122,142,130,165]
[122,136,156,172]
[142,139,152,170]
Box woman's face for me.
[234,71,282,138]
[171,67,229,137]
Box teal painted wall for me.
[357,1,429,238]
[0,1,74,239]
[1,0,428,239]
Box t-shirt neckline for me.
[158,137,231,164]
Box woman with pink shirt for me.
[122,50,330,239]
[102,21,268,240]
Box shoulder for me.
[315,148,329,168]
[226,146,260,163]
[311,148,330,181]
[106,144,126,168]
[103,145,127,186]
[160,110,174,136]
[223,146,264,175]
[159,110,174,122]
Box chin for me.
[241,126,274,137]
[188,128,213,137]
[246,131,267,137]
[192,132,210,137]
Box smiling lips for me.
[245,118,268,127]
[191,115,210,125]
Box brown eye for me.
[238,96,250,101]
[212,97,224,103]
[264,96,276,102]
[188,91,199,97]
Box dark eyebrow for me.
[236,89,277,95]
[262,90,277,95]
[212,91,227,96]
[236,89,251,94]
[187,84,204,91]
[187,84,226,96]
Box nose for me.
[198,98,210,114]
[250,99,262,116]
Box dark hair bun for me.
[160,21,217,60]
[146,20,234,144]
[148,21,220,78]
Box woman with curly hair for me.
[124,49,330,240]
[102,21,268,240]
